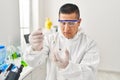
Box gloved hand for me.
[52,49,69,69]
[29,28,44,51]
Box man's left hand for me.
[52,49,69,69]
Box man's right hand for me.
[29,28,44,51]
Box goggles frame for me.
[58,20,80,27]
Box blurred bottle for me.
[6,45,21,63]
[0,45,7,65]
[45,18,52,30]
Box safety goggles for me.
[58,20,80,27]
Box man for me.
[24,3,99,80]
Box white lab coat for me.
[24,29,100,80]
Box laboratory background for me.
[0,0,120,80]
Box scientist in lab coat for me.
[24,3,100,80]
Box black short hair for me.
[59,3,80,19]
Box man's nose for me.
[64,23,70,32]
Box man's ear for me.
[79,18,82,23]
[78,18,82,26]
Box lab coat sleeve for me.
[24,36,50,68]
[58,40,100,80]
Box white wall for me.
[0,0,20,46]
[43,0,120,72]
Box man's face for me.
[59,13,81,39]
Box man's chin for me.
[64,35,73,39]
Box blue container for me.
[0,45,6,65]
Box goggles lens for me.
[58,20,79,27]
